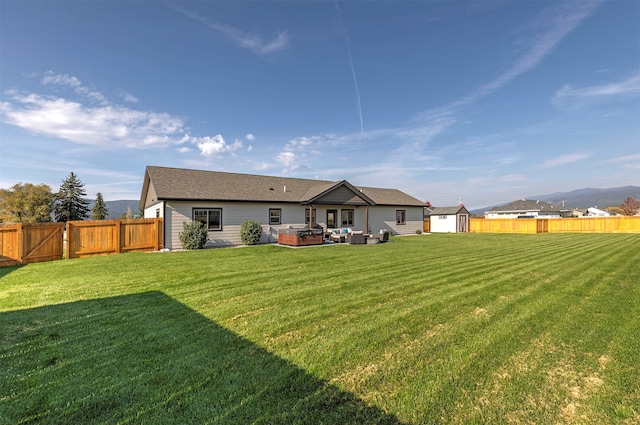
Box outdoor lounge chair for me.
[370,230,389,242]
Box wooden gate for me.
[21,223,64,264]
[0,223,64,265]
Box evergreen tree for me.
[92,192,108,220]
[53,172,90,222]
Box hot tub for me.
[277,228,324,246]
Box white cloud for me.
[1,73,246,158]
[276,151,310,173]
[246,133,255,141]
[286,136,317,150]
[120,91,139,104]
[601,153,640,163]
[192,135,243,157]
[552,73,640,109]
[169,5,289,55]
[42,71,82,87]
[214,24,289,55]
[0,93,183,147]
[42,71,108,104]
[276,151,298,169]
[254,162,276,171]
[542,153,590,167]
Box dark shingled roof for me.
[488,199,559,212]
[141,166,424,207]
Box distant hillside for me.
[86,199,140,219]
[470,186,639,215]
[531,186,640,209]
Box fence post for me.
[115,220,122,254]
[17,223,24,264]
[65,222,71,260]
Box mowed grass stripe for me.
[1,233,638,424]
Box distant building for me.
[583,207,610,217]
[484,199,572,219]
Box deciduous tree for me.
[619,196,640,216]
[92,192,108,220]
[53,172,90,222]
[0,183,53,223]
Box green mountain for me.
[85,200,140,219]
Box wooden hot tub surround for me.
[277,228,324,246]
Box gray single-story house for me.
[425,206,470,233]
[139,166,425,249]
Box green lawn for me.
[1,233,638,424]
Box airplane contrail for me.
[335,0,364,134]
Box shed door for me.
[458,215,468,233]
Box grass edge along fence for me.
[0,218,163,266]
[469,216,640,234]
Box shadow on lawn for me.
[0,291,403,424]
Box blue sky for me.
[1,0,638,209]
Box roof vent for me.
[284,185,287,193]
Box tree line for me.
[0,172,134,224]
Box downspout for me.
[162,201,167,250]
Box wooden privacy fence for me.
[469,216,640,234]
[0,218,163,266]
[0,222,64,267]
[66,218,163,259]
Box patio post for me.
[366,205,369,234]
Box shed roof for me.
[426,206,470,216]
[140,166,424,209]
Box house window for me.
[304,208,316,224]
[341,209,354,227]
[193,208,222,231]
[396,210,406,225]
[269,208,281,225]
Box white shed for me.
[426,206,470,233]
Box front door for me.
[327,210,337,229]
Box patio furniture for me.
[329,228,350,243]
[346,232,365,244]
[369,230,390,243]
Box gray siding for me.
[164,201,316,249]
[159,201,424,249]
[368,206,423,235]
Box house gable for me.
[304,181,374,206]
